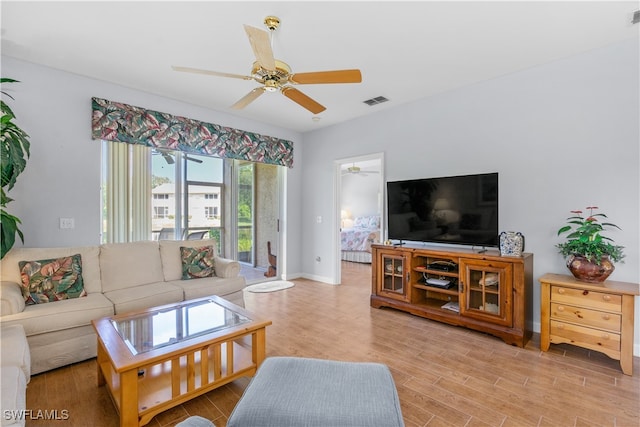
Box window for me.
[102,144,225,249]
[205,206,218,219]
[153,206,169,219]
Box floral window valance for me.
[91,97,294,168]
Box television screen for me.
[386,173,498,247]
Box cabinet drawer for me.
[550,302,621,332]
[550,320,620,352]
[550,286,621,312]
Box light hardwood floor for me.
[26,262,639,427]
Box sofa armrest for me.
[0,281,25,316]
[214,257,240,278]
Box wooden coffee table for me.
[92,295,272,427]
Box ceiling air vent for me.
[363,96,389,106]
[632,10,640,24]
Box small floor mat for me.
[245,280,295,293]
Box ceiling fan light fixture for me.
[264,79,279,92]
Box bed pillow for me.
[180,246,216,280]
[354,216,380,229]
[367,216,381,228]
[18,254,86,305]
[353,217,368,228]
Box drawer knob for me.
[557,324,565,330]
[557,306,565,312]
[601,333,610,340]
[602,295,611,302]
[602,314,610,320]
[557,288,565,294]
[582,290,589,296]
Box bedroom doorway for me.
[335,153,384,284]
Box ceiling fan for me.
[342,164,380,177]
[154,149,203,165]
[172,16,362,114]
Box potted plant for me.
[556,206,625,283]
[1,78,30,259]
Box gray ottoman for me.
[227,357,404,427]
[175,416,215,427]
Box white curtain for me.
[104,142,151,243]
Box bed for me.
[340,215,381,263]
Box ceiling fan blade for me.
[281,87,326,114]
[244,25,276,71]
[161,151,175,165]
[172,65,253,81]
[289,69,362,85]
[230,87,266,110]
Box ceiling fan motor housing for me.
[251,60,291,90]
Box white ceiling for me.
[1,1,638,133]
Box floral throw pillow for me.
[180,246,215,280]
[18,254,86,305]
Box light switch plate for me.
[59,218,75,229]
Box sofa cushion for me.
[169,276,246,301]
[180,246,215,280]
[19,254,86,305]
[159,239,219,281]
[100,241,164,292]
[0,293,114,337]
[0,246,102,294]
[103,282,184,314]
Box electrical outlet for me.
[59,218,75,229]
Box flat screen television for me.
[386,172,498,247]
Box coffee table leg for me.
[253,328,267,367]
[96,340,106,386]
[120,369,139,427]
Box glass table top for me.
[111,298,251,355]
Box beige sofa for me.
[0,239,246,375]
[1,324,30,427]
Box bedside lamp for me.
[340,209,353,228]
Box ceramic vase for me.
[499,231,524,257]
[567,254,614,283]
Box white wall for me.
[0,56,304,277]
[301,38,640,353]
[341,173,380,220]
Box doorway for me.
[335,153,384,284]
[233,160,281,284]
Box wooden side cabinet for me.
[539,273,640,375]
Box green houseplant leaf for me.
[0,78,30,259]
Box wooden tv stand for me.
[371,243,533,347]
